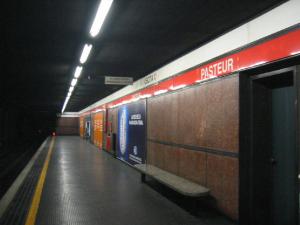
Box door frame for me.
[239,65,300,225]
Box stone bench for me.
[135,164,210,197]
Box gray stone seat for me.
[135,164,210,197]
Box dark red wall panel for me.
[147,75,239,220]
[148,75,239,152]
[56,117,79,136]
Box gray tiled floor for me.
[36,136,234,225]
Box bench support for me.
[141,173,146,183]
[135,164,210,197]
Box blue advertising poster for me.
[117,100,146,165]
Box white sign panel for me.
[105,76,133,85]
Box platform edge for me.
[0,137,49,219]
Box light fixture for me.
[140,94,152,99]
[74,66,83,78]
[170,84,187,90]
[90,0,113,37]
[71,78,78,87]
[154,89,168,96]
[132,97,140,102]
[291,50,300,56]
[122,100,129,105]
[250,61,267,67]
[95,109,104,113]
[62,0,114,113]
[62,96,70,113]
[80,44,93,64]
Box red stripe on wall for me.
[82,27,300,116]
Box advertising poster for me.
[79,117,84,137]
[93,112,104,149]
[117,100,146,165]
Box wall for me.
[147,75,239,219]
[110,108,118,134]
[79,117,84,137]
[105,108,118,152]
[91,114,95,143]
[56,117,79,135]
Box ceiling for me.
[2,0,286,113]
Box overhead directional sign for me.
[105,76,133,85]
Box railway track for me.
[0,141,42,199]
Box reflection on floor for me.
[1,136,236,225]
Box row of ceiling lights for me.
[62,0,114,113]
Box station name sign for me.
[144,73,158,85]
[105,76,133,85]
[200,58,234,80]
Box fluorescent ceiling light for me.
[80,44,93,64]
[67,92,71,97]
[69,86,74,93]
[71,78,78,87]
[74,66,83,78]
[90,0,113,37]
[62,93,71,113]
[62,101,68,113]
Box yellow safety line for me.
[24,137,55,225]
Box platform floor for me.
[0,136,235,225]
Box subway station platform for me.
[0,136,234,225]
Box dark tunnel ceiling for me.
[2,0,286,113]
